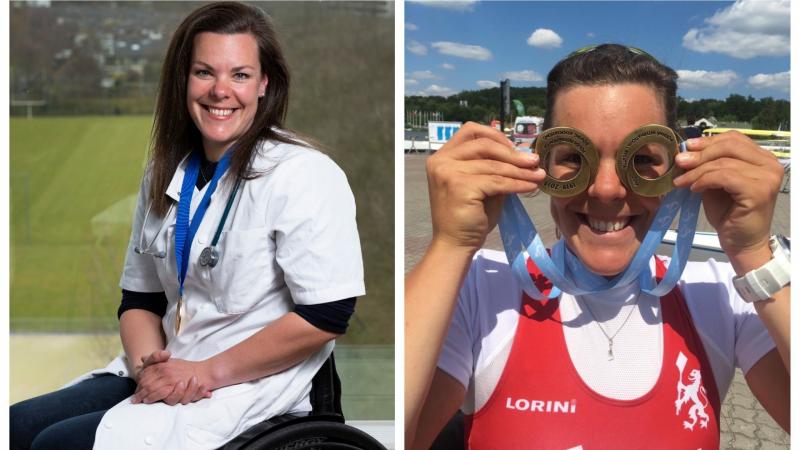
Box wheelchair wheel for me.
[239,420,386,450]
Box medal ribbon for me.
[498,143,702,299]
[174,151,233,297]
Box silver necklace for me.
[578,294,640,361]
[200,161,216,185]
[200,164,210,184]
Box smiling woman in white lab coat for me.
[10,3,364,449]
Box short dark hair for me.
[149,1,297,215]
[543,44,679,131]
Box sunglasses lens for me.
[632,142,674,180]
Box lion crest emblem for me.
[674,351,710,430]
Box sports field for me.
[10,116,153,331]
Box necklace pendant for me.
[607,340,614,361]
[175,297,183,335]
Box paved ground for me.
[404,154,790,449]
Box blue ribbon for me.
[498,143,702,300]
[174,151,233,297]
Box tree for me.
[526,105,545,117]
[752,97,790,130]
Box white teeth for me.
[208,107,234,117]
[587,217,630,232]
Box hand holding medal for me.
[673,131,785,260]
[425,122,546,254]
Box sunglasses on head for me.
[560,44,658,64]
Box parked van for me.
[512,116,543,145]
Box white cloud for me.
[405,22,418,31]
[501,70,544,83]
[409,0,477,12]
[677,69,739,90]
[748,71,790,92]
[705,0,788,33]
[477,80,499,88]
[410,70,440,80]
[407,40,428,56]
[682,0,789,59]
[441,63,455,70]
[526,28,563,49]
[406,79,419,86]
[431,41,492,61]
[586,32,595,38]
[421,84,457,97]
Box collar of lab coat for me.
[164,151,241,202]
[163,138,287,200]
[164,153,191,202]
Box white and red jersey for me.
[464,257,721,449]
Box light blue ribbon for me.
[498,143,702,300]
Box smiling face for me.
[187,32,268,161]
[549,83,666,276]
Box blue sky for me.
[405,0,790,100]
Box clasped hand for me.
[131,350,214,405]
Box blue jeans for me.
[10,374,136,450]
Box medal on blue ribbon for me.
[173,150,233,333]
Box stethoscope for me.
[134,177,242,268]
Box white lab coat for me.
[71,139,365,449]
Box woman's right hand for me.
[425,122,545,253]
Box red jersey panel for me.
[465,257,721,450]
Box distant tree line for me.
[406,87,790,131]
[679,94,790,130]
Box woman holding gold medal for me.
[406,44,789,448]
[11,3,364,449]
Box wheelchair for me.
[220,353,386,450]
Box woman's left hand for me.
[132,351,213,405]
[673,130,784,258]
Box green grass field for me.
[11,116,152,330]
[10,116,394,346]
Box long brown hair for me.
[542,44,679,131]
[148,1,299,215]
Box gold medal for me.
[535,124,681,198]
[536,127,597,198]
[616,125,681,197]
[175,296,183,334]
